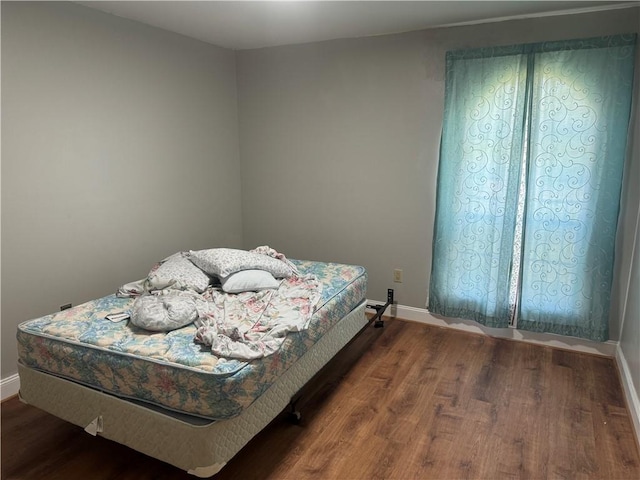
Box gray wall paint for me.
[620,209,640,405]
[619,74,640,403]
[1,2,243,378]
[238,31,438,305]
[237,8,640,339]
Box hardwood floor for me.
[3,318,639,479]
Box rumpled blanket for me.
[117,278,148,298]
[116,247,322,360]
[194,274,322,360]
[250,245,300,276]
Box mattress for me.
[17,260,367,420]
[19,301,369,477]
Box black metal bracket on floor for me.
[287,398,301,424]
[284,289,394,424]
[366,288,394,328]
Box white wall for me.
[618,71,640,418]
[238,30,438,306]
[619,208,640,436]
[1,2,243,379]
[237,7,640,340]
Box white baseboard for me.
[616,345,640,447]
[366,300,617,357]
[1,373,20,401]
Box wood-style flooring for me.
[2,318,639,479]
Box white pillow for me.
[147,253,210,293]
[221,269,280,293]
[130,292,199,332]
[188,248,293,279]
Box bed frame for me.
[19,294,391,477]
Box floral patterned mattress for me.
[17,260,367,420]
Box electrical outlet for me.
[393,269,403,283]
[60,303,72,311]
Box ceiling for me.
[77,1,637,50]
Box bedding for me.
[18,259,367,420]
[193,273,322,360]
[130,290,202,332]
[187,247,295,279]
[147,252,211,293]
[220,269,279,293]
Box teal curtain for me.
[429,35,636,341]
[429,48,529,328]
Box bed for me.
[16,251,370,477]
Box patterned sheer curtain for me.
[429,35,636,341]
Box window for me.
[428,35,636,341]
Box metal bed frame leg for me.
[367,288,394,328]
[285,289,395,424]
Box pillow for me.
[130,292,199,332]
[221,269,280,294]
[147,252,210,293]
[187,248,293,279]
